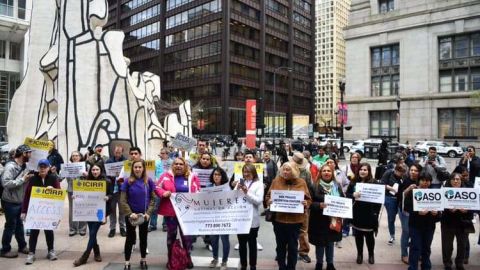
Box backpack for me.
[168,239,189,270]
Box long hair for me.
[242,163,259,181]
[209,167,229,185]
[129,159,148,184]
[195,152,213,169]
[171,157,191,178]
[351,162,373,185]
[87,164,104,180]
[69,150,83,162]
[407,163,423,182]
[444,172,464,188]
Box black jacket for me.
[346,180,382,230]
[47,149,64,174]
[404,190,441,230]
[459,155,480,187]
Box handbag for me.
[265,208,275,222]
[168,239,189,270]
[127,181,149,227]
[329,217,342,232]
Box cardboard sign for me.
[413,189,444,211]
[443,187,480,210]
[60,162,86,178]
[171,133,197,151]
[24,137,53,171]
[270,190,304,214]
[72,180,106,222]
[355,183,385,204]
[24,187,66,230]
[324,195,353,219]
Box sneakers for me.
[47,250,58,261]
[234,243,239,250]
[388,237,395,245]
[220,262,228,270]
[209,259,218,268]
[299,254,312,263]
[336,241,342,248]
[25,253,35,265]
[257,242,263,250]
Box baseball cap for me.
[94,144,103,149]
[15,144,32,155]
[38,159,50,167]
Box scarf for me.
[319,180,339,197]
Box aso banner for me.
[412,189,443,211]
[170,190,253,235]
[443,188,480,210]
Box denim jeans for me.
[1,200,27,253]
[211,234,230,262]
[273,222,301,270]
[400,210,410,257]
[86,222,102,251]
[315,242,334,268]
[149,196,161,228]
[384,196,398,237]
[408,226,435,270]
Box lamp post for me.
[339,79,346,159]
[273,66,292,157]
[396,95,401,143]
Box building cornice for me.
[345,92,475,104]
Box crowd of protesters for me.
[0,137,479,270]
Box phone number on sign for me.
[205,223,231,228]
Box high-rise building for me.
[106,0,315,137]
[345,0,480,145]
[0,0,30,136]
[314,0,350,130]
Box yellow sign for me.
[233,162,264,175]
[31,187,66,200]
[123,160,155,174]
[73,180,106,192]
[24,137,54,151]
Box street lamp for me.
[396,95,401,143]
[339,78,346,158]
[273,66,293,156]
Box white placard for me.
[474,177,480,190]
[60,162,86,178]
[72,180,107,222]
[412,189,444,211]
[170,190,253,235]
[443,187,480,210]
[105,161,124,177]
[24,187,65,230]
[270,190,305,214]
[201,183,231,193]
[172,133,197,151]
[192,168,214,187]
[24,137,53,171]
[233,162,264,182]
[323,195,353,219]
[355,183,385,204]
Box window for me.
[439,37,452,60]
[165,21,222,47]
[165,63,220,81]
[0,41,5,58]
[266,0,287,17]
[267,16,288,34]
[294,0,311,13]
[371,44,400,96]
[164,41,221,64]
[9,42,20,60]
[122,0,152,12]
[121,5,160,27]
[439,32,480,60]
[439,108,480,138]
[123,39,160,58]
[166,0,196,11]
[0,0,13,17]
[18,0,26,19]
[230,42,260,62]
[293,12,311,28]
[231,21,259,41]
[370,111,397,138]
[166,0,222,29]
[379,0,394,13]
[125,22,160,42]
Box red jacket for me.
[155,171,200,217]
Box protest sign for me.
[475,177,480,190]
[60,162,86,178]
[171,133,197,151]
[192,168,214,187]
[170,190,253,235]
[323,195,353,219]
[443,187,480,210]
[412,189,444,211]
[24,187,65,230]
[105,161,124,177]
[233,162,264,182]
[201,183,231,193]
[355,183,385,204]
[270,190,304,214]
[24,137,53,171]
[72,180,106,222]
[123,160,156,179]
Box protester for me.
[73,164,112,267]
[0,144,32,258]
[308,164,342,270]
[151,148,172,232]
[398,164,422,264]
[47,140,64,176]
[381,163,407,245]
[262,151,277,214]
[404,172,441,270]
[208,168,230,270]
[441,173,473,270]
[66,151,87,236]
[312,146,329,169]
[343,152,361,182]
[120,160,156,270]
[21,159,60,264]
[419,146,447,188]
[235,164,264,270]
[266,162,311,270]
[458,145,480,187]
[347,163,381,265]
[303,151,319,182]
[86,144,108,171]
[105,145,127,238]
[156,157,200,269]
[189,138,218,167]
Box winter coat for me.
[22,172,61,213]
[155,171,200,217]
[346,180,382,231]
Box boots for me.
[93,244,102,262]
[73,250,90,267]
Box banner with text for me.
[413,189,444,211]
[246,99,256,149]
[24,187,66,230]
[270,190,304,214]
[170,190,253,235]
[323,195,353,219]
[24,137,53,171]
[443,187,480,210]
[172,133,197,152]
[355,183,385,204]
[72,180,106,222]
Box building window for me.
[9,42,20,60]
[379,0,394,13]
[371,44,399,96]
[369,111,397,138]
[266,0,287,17]
[0,41,5,58]
[121,0,152,12]
[164,41,221,64]
[294,0,311,13]
[18,0,26,19]
[166,0,222,29]
[293,12,311,29]
[165,63,220,81]
[0,0,13,17]
[439,108,480,138]
[125,22,160,42]
[121,5,160,27]
[439,32,480,60]
[166,21,222,47]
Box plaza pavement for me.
[0,157,479,269]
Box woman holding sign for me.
[346,163,381,265]
[66,151,87,237]
[21,159,60,265]
[120,160,156,270]
[308,164,343,270]
[156,157,200,269]
[266,162,311,270]
[73,164,112,267]
[441,173,473,270]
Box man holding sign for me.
[21,159,61,265]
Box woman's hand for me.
[46,186,53,189]
[20,213,26,221]
[353,192,361,199]
[144,214,150,221]
[130,213,138,220]
[163,191,172,198]
[319,202,326,209]
[240,184,248,194]
[104,196,109,201]
[232,180,238,188]
[267,199,272,206]
[431,210,438,216]
[459,209,467,213]
[301,200,308,208]
[406,184,417,192]
[419,210,428,216]
[82,171,88,177]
